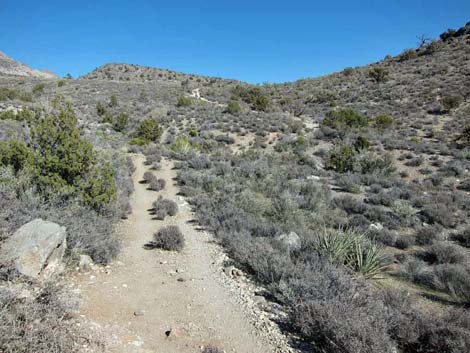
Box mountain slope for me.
[0,51,57,79]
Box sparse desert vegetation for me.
[1,19,470,353]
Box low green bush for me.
[375,114,395,130]
[136,119,162,143]
[225,100,241,114]
[369,67,389,83]
[177,96,192,107]
[326,143,356,173]
[323,109,369,130]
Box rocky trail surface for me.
[73,154,292,353]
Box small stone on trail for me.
[134,310,145,316]
[177,277,186,282]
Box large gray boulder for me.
[0,219,67,279]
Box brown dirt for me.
[73,154,278,353]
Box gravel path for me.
[73,154,291,353]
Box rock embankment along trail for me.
[74,154,288,353]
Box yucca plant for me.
[346,238,390,279]
[311,228,390,279]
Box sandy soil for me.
[74,154,279,353]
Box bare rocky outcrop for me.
[0,219,67,279]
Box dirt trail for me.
[74,154,278,353]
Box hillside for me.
[0,51,57,79]
[1,21,470,353]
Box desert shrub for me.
[394,235,414,250]
[343,67,354,76]
[225,100,241,114]
[353,136,370,151]
[96,102,106,116]
[398,48,418,61]
[421,242,466,264]
[369,67,388,83]
[323,109,368,130]
[385,289,470,352]
[326,143,356,173]
[416,225,443,246]
[0,110,16,121]
[149,177,166,191]
[145,225,184,251]
[451,229,470,248]
[435,264,470,304]
[32,83,45,95]
[112,112,128,132]
[375,114,395,130]
[391,200,418,226]
[57,80,66,87]
[202,345,223,353]
[169,136,193,154]
[215,134,235,144]
[142,171,155,183]
[457,125,470,146]
[231,85,270,111]
[177,96,192,107]
[32,107,95,194]
[81,163,117,212]
[419,202,457,228]
[0,88,32,102]
[404,156,424,167]
[336,173,362,193]
[109,94,118,107]
[457,179,470,191]
[0,282,95,353]
[136,119,163,143]
[152,195,178,220]
[129,137,149,146]
[441,95,462,111]
[354,152,396,176]
[334,196,367,214]
[424,40,442,54]
[308,228,389,279]
[288,260,394,353]
[0,140,35,173]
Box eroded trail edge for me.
[73,154,292,353]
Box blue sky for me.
[1,1,469,83]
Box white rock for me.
[0,219,66,279]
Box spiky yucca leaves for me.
[311,228,390,279]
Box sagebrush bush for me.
[0,281,98,353]
[451,228,470,247]
[152,195,178,220]
[145,225,184,251]
[422,242,466,264]
[434,264,470,304]
[415,225,443,245]
[148,177,165,191]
